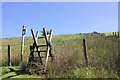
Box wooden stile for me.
[27,28,54,72]
[31,29,42,64]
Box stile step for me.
[38,35,50,39]
[31,50,47,53]
[34,56,45,58]
[38,45,47,47]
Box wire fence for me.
[1,35,119,47]
[1,31,120,47]
[1,35,119,67]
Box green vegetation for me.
[1,33,120,79]
[2,66,45,79]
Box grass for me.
[1,66,46,79]
[71,66,118,78]
[1,33,120,79]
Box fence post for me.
[118,31,119,38]
[113,32,114,36]
[83,39,88,66]
[8,45,11,66]
[20,25,27,69]
[115,32,117,37]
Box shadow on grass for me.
[2,67,27,79]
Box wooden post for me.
[83,39,88,66]
[49,29,55,62]
[115,32,116,37]
[118,31,119,38]
[20,25,27,69]
[8,45,11,66]
[113,32,114,36]
[20,29,24,68]
[43,28,50,67]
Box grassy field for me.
[1,33,120,79]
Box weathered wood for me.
[113,32,114,36]
[8,45,11,66]
[83,39,88,66]
[49,29,53,42]
[48,29,55,62]
[37,45,47,47]
[31,50,47,53]
[115,32,117,37]
[36,31,39,38]
[20,25,26,69]
[31,29,43,64]
[43,28,50,67]
[43,28,49,44]
[31,29,38,45]
[28,28,54,70]
[118,31,119,38]
[27,28,55,75]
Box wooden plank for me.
[115,32,117,37]
[31,29,37,44]
[45,46,50,67]
[31,29,43,64]
[34,56,45,58]
[43,28,49,44]
[8,45,11,66]
[37,45,47,47]
[113,32,114,36]
[43,28,50,67]
[49,29,53,42]
[83,39,88,66]
[31,29,39,45]
[48,29,55,62]
[31,50,47,53]
[36,31,39,38]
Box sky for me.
[2,2,118,38]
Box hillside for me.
[1,33,120,79]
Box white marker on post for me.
[20,25,27,70]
